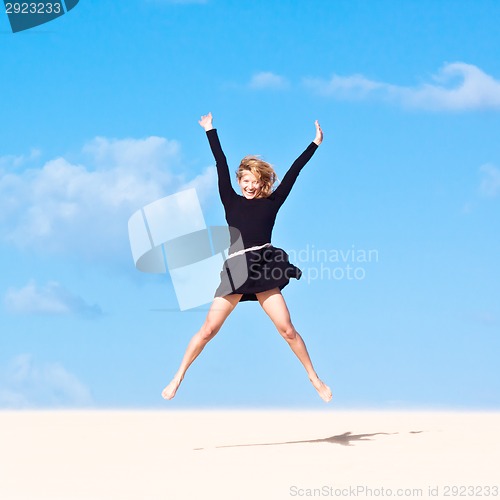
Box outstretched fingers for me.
[198,112,213,130]
[313,120,323,145]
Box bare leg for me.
[256,288,332,402]
[162,294,242,400]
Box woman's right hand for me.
[198,112,213,131]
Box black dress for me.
[207,129,318,301]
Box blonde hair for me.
[236,155,277,198]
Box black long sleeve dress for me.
[207,128,318,301]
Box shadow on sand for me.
[194,430,424,450]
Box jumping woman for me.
[162,112,332,403]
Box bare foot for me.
[161,377,182,400]
[310,376,332,403]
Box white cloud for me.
[183,165,217,202]
[304,63,500,111]
[0,135,216,262]
[82,135,179,173]
[248,71,290,90]
[0,354,92,408]
[462,163,500,213]
[479,164,500,197]
[305,73,386,98]
[0,148,41,169]
[4,280,102,317]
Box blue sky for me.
[0,0,499,409]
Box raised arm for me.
[199,112,236,206]
[273,120,323,205]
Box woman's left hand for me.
[313,120,323,146]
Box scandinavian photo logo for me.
[3,0,79,33]
[128,188,246,312]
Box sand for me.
[0,410,499,499]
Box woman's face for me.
[238,171,262,199]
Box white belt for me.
[227,243,272,259]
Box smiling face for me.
[236,156,277,199]
[238,171,263,199]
